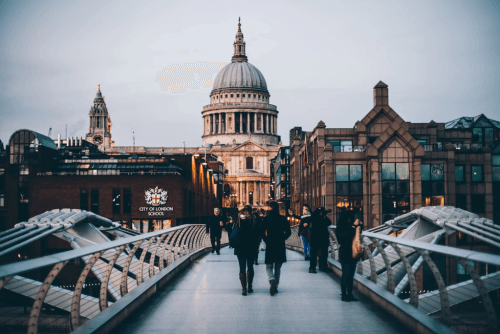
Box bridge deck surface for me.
[111,247,408,334]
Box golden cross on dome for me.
[98,84,100,90]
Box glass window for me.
[80,189,89,211]
[471,166,483,182]
[493,155,500,166]
[123,188,131,214]
[456,194,467,210]
[91,189,99,214]
[471,195,485,213]
[485,128,494,143]
[246,157,253,169]
[430,164,444,181]
[336,165,349,182]
[472,128,482,141]
[455,166,464,182]
[396,163,409,180]
[382,163,395,180]
[112,188,121,214]
[0,194,4,208]
[350,165,362,181]
[421,164,430,181]
[494,167,500,182]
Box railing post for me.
[100,246,126,311]
[361,239,377,283]
[149,233,169,277]
[390,243,418,308]
[368,237,395,293]
[457,258,497,331]
[415,249,452,326]
[28,261,68,334]
[121,240,143,296]
[137,237,156,285]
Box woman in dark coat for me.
[234,205,260,296]
[262,201,291,295]
[335,210,361,302]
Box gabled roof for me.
[445,114,500,130]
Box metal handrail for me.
[0,224,225,334]
[285,224,500,332]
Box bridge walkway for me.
[111,247,408,334]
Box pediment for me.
[233,141,267,151]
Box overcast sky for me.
[1,0,499,147]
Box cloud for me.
[155,61,228,94]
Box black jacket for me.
[234,215,260,258]
[336,223,356,264]
[206,214,224,236]
[298,215,312,238]
[309,215,332,247]
[262,211,292,264]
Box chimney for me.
[373,81,388,106]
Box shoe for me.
[211,250,215,253]
[217,251,220,255]
[239,273,247,296]
[305,257,310,260]
[275,285,279,294]
[254,260,259,265]
[341,295,350,302]
[347,295,358,302]
[247,271,254,293]
[270,279,276,296]
[309,268,317,274]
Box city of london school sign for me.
[139,186,174,216]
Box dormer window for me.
[242,94,245,98]
[237,94,239,97]
[231,94,233,98]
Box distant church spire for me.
[232,18,247,62]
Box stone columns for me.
[239,182,243,204]
[239,113,243,133]
[212,114,216,134]
[254,181,258,205]
[247,113,250,133]
[225,113,228,133]
[245,181,250,204]
[267,114,270,134]
[254,113,257,132]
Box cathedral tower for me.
[85,84,113,151]
[202,19,279,146]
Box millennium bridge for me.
[0,207,499,334]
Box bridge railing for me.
[0,224,226,334]
[286,224,500,332]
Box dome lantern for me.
[232,18,247,62]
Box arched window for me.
[246,157,253,169]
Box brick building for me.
[0,129,221,236]
[289,81,500,228]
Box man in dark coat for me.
[309,207,332,273]
[206,208,224,255]
[262,201,292,296]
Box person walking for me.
[226,216,234,248]
[234,205,260,296]
[309,207,332,273]
[336,211,361,302]
[206,208,224,255]
[298,204,312,260]
[262,201,291,296]
[253,209,263,265]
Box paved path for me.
[111,247,408,334]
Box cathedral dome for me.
[212,62,268,94]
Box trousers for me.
[301,236,311,257]
[309,244,328,270]
[266,262,283,286]
[237,255,254,274]
[210,234,221,253]
[341,261,357,296]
